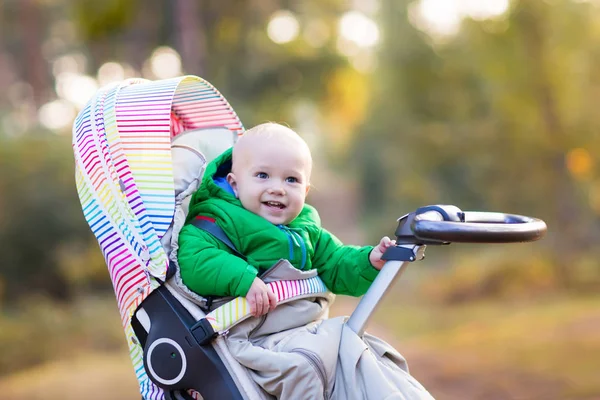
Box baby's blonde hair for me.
[232,122,313,176]
[241,122,302,142]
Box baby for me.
[177,122,395,316]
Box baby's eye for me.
[285,176,299,183]
[256,172,268,179]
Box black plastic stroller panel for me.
[133,285,243,399]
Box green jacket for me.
[177,148,378,298]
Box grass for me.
[0,295,126,376]
[367,292,600,399]
[0,352,139,400]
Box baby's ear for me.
[226,172,239,197]
[305,183,311,195]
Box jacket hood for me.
[188,147,240,219]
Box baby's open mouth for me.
[263,201,286,209]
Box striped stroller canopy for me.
[72,76,244,398]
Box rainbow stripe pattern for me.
[206,276,329,332]
[73,75,243,400]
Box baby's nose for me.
[268,185,285,195]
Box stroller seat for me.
[73,76,338,400]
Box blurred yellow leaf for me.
[566,147,593,180]
[324,67,370,153]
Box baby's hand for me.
[369,236,397,270]
[246,278,277,317]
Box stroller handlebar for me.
[348,205,547,336]
[394,205,547,245]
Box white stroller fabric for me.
[224,262,434,400]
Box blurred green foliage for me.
[73,0,139,41]
[353,0,600,290]
[0,296,125,375]
[420,246,559,304]
[0,135,95,303]
[0,0,599,397]
[0,0,598,304]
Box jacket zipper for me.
[291,348,329,399]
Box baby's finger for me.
[267,288,278,310]
[255,293,265,317]
[248,296,257,317]
[262,291,270,315]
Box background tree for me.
[354,0,600,289]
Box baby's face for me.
[227,138,311,225]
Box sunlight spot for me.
[351,0,381,15]
[463,0,510,21]
[55,72,99,108]
[97,62,126,86]
[339,11,380,48]
[411,0,510,38]
[39,99,76,131]
[267,10,300,44]
[150,47,182,79]
[410,0,462,37]
[52,53,87,77]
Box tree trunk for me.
[20,0,47,107]
[173,0,205,76]
[517,3,578,288]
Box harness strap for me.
[191,216,247,262]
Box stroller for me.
[72,75,547,400]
